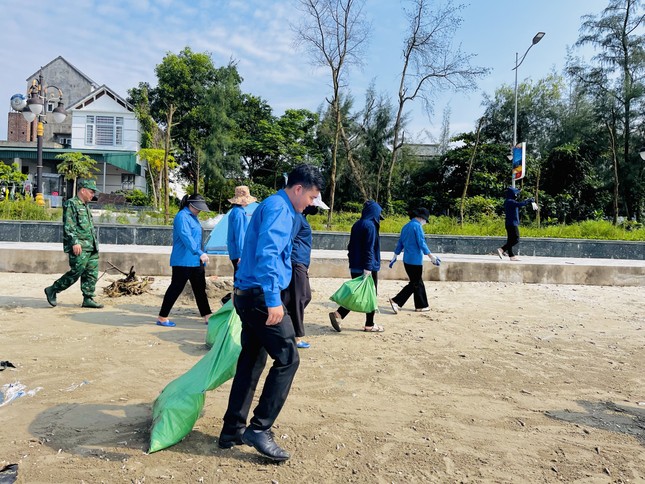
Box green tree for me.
[55,153,99,194]
[137,148,175,208]
[151,47,222,194]
[200,63,245,195]
[568,0,645,222]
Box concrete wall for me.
[0,221,642,260]
[2,244,643,286]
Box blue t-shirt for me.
[235,190,296,307]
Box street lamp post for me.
[511,31,545,188]
[11,70,67,203]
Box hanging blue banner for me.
[512,142,526,180]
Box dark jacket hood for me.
[361,200,383,223]
[506,187,520,199]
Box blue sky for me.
[0,0,611,142]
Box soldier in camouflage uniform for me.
[44,179,103,309]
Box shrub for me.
[0,199,61,221]
[123,189,151,206]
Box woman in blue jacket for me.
[156,194,213,327]
[388,207,439,313]
[329,200,384,333]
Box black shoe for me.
[218,429,244,449]
[82,297,104,309]
[329,312,342,332]
[242,427,290,462]
[44,286,57,307]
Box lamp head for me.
[532,32,545,45]
[52,101,67,124]
[22,106,36,123]
[27,91,43,115]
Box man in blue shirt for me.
[218,164,324,462]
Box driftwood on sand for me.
[103,262,154,297]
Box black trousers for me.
[221,259,239,304]
[222,292,299,432]
[337,271,378,326]
[282,263,312,338]
[392,263,428,309]
[501,225,520,257]
[159,265,212,318]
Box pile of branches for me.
[103,263,154,298]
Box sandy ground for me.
[0,271,644,483]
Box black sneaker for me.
[44,286,57,307]
[241,427,290,462]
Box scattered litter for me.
[0,361,16,371]
[0,463,18,484]
[63,380,90,392]
[0,382,43,407]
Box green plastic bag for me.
[329,274,378,313]
[148,300,242,453]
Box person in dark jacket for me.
[497,187,534,261]
[388,207,440,313]
[282,194,329,349]
[329,200,384,332]
[156,194,213,327]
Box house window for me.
[85,115,124,146]
[85,115,94,144]
[116,117,123,145]
[121,174,135,190]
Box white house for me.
[1,57,146,200]
[68,85,145,193]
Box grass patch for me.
[0,201,643,241]
[307,212,645,241]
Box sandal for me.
[364,324,384,332]
[156,320,176,327]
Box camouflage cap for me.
[78,179,100,193]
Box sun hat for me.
[228,186,257,206]
[188,195,211,212]
[312,194,329,210]
[78,179,100,193]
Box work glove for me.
[429,254,441,266]
[363,269,372,276]
[200,253,209,266]
[389,255,397,268]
